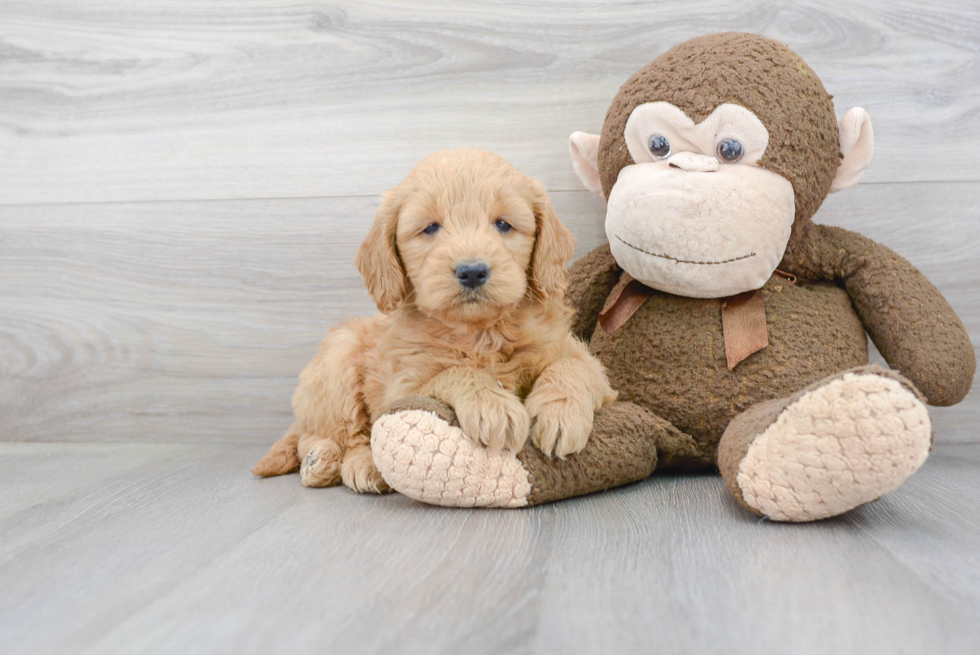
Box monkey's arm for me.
[566,244,623,342]
[782,223,975,406]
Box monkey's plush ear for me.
[529,181,577,298]
[830,108,874,193]
[354,189,407,313]
[569,132,603,195]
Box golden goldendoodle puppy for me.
[252,149,616,492]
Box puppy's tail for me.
[252,425,301,477]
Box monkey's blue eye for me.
[648,134,671,159]
[422,223,441,235]
[717,138,744,163]
[494,219,513,233]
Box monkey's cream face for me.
[605,102,796,298]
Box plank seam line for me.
[1,180,978,210]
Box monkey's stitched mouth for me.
[615,235,755,265]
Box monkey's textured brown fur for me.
[574,245,868,461]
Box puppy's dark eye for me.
[716,138,744,163]
[494,219,513,233]
[648,134,671,159]
[422,223,441,235]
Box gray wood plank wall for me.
[1,0,978,446]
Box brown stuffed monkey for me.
[370,32,975,521]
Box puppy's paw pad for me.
[300,441,343,488]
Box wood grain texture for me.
[1,0,979,205]
[1,183,975,444]
[0,441,977,654]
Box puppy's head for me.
[355,149,575,325]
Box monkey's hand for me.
[784,223,975,407]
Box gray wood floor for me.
[2,1,979,653]
[2,442,980,654]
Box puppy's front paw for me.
[525,393,594,459]
[455,386,530,453]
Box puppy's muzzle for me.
[455,262,490,289]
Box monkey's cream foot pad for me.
[735,371,932,522]
[372,409,532,508]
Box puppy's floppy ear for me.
[528,180,576,298]
[355,188,407,313]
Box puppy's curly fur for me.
[252,149,616,492]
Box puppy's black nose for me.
[455,262,490,289]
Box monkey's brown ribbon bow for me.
[598,276,653,335]
[719,289,768,370]
[598,274,777,370]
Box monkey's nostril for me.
[667,152,719,172]
[455,262,490,289]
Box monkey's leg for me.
[718,365,932,523]
[371,397,701,507]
